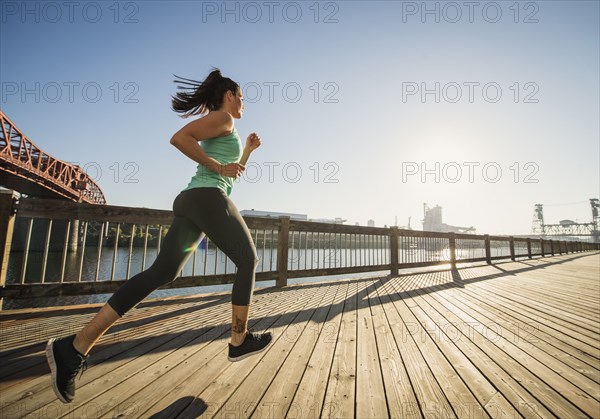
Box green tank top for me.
[181,127,243,196]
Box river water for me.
[4,245,504,310]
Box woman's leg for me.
[73,303,120,356]
[231,304,250,346]
[47,193,206,404]
[175,188,260,346]
[73,213,204,356]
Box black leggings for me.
[106,187,259,317]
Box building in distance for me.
[240,209,347,224]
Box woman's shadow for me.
[149,396,210,418]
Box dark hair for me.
[171,67,239,118]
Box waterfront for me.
[3,244,512,310]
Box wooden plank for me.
[477,279,600,338]
[286,264,392,279]
[1,253,598,419]
[437,285,600,404]
[4,294,237,417]
[2,290,279,417]
[367,278,422,418]
[171,283,346,419]
[110,285,309,418]
[321,278,359,419]
[480,256,600,295]
[23,287,290,418]
[410,301,517,418]
[453,264,600,342]
[492,274,600,316]
[355,279,388,418]
[464,286,599,348]
[376,279,457,418]
[15,197,176,224]
[0,272,277,300]
[379,277,489,418]
[212,283,343,419]
[514,275,600,307]
[0,298,222,394]
[284,278,350,418]
[484,278,600,324]
[251,284,346,419]
[459,282,600,373]
[0,301,178,353]
[423,281,594,417]
[0,293,233,385]
[399,277,555,418]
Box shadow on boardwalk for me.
[0,252,596,386]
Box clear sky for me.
[1,0,598,235]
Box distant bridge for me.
[0,110,105,205]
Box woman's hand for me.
[219,162,245,179]
[245,132,262,152]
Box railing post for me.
[509,236,515,261]
[550,240,555,256]
[527,238,532,259]
[540,239,545,257]
[484,234,491,264]
[449,233,456,268]
[276,216,290,287]
[0,190,20,310]
[390,226,399,276]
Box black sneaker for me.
[45,334,89,403]
[228,329,273,362]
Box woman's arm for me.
[170,111,234,174]
[170,135,222,173]
[239,147,252,166]
[239,132,262,166]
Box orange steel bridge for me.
[0,110,105,205]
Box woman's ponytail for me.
[171,67,239,118]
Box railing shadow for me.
[0,293,230,321]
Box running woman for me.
[45,68,273,404]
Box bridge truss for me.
[0,110,106,205]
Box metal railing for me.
[1,189,598,309]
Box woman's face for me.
[231,87,244,119]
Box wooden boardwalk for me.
[1,252,599,419]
